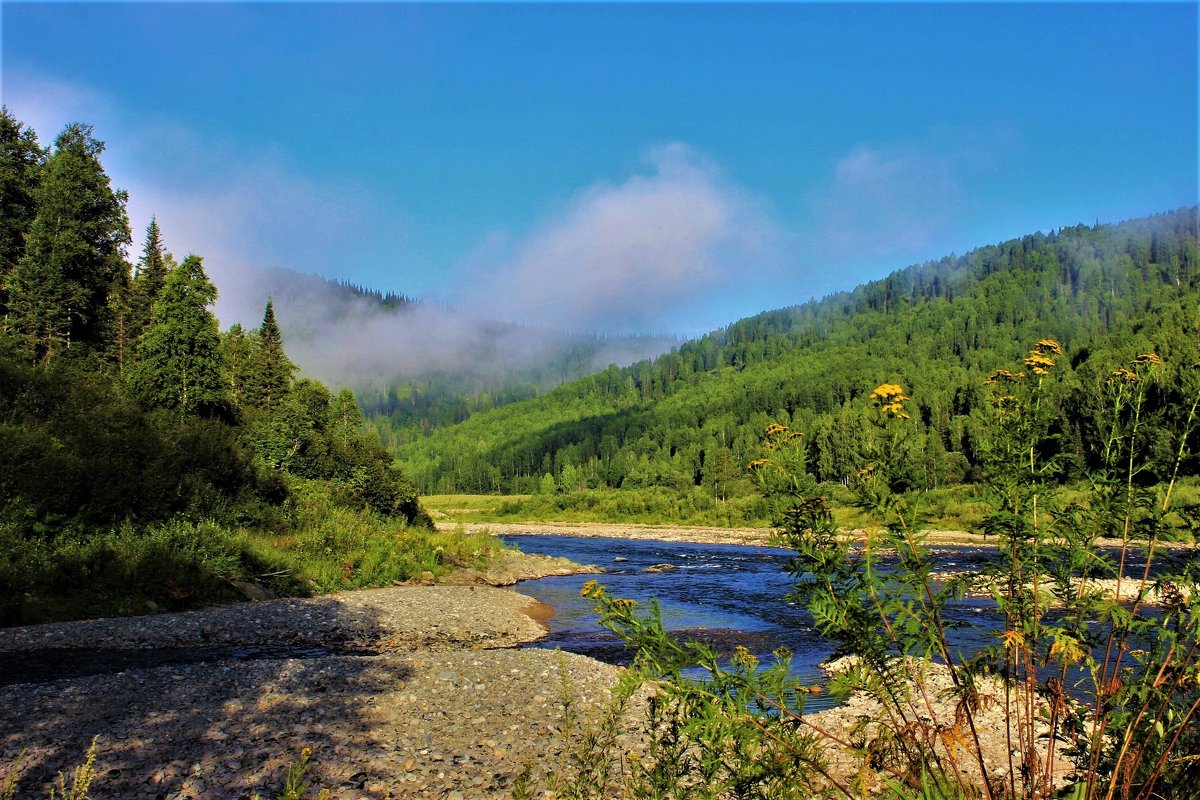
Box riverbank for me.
[436,519,1118,548]
[0,560,625,799]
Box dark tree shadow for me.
[0,595,405,799]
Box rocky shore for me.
[0,569,629,799]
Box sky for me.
[2,2,1197,341]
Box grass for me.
[427,483,1005,535]
[1,478,519,626]
[425,487,772,528]
[426,478,1199,545]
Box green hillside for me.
[390,209,1200,505]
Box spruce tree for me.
[244,298,296,408]
[0,108,44,319]
[129,254,229,415]
[221,323,256,406]
[8,123,130,361]
[129,217,170,341]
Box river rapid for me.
[505,534,1001,711]
[504,533,1180,711]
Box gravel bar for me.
[0,581,634,799]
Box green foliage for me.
[241,298,296,410]
[567,580,839,799]
[46,737,98,800]
[0,106,43,310]
[488,485,769,527]
[129,254,231,416]
[0,477,504,624]
[8,122,130,362]
[570,342,1200,800]
[391,210,1200,507]
[0,350,254,531]
[0,740,101,800]
[0,111,434,627]
[127,216,172,341]
[273,747,330,800]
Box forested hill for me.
[222,264,678,440]
[389,208,1200,495]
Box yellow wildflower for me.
[1110,367,1138,384]
[984,369,1020,385]
[1132,352,1164,367]
[747,458,770,471]
[764,422,788,436]
[992,395,1022,417]
[870,383,911,418]
[580,580,600,598]
[1024,351,1056,375]
[1035,339,1064,355]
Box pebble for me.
[0,584,634,799]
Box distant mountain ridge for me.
[386,208,1200,495]
[212,262,680,439]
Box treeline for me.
[0,109,428,623]
[390,208,1200,498]
[358,331,677,442]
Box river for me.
[502,533,1179,711]
[505,534,1005,711]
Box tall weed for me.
[571,342,1199,800]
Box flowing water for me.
[503,533,1170,712]
[506,534,858,711]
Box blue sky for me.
[3,2,1197,336]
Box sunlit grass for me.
[1,480,519,625]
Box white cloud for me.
[453,143,780,334]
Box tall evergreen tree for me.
[129,254,229,415]
[244,298,296,409]
[129,217,170,341]
[221,323,256,406]
[8,122,130,361]
[0,108,44,321]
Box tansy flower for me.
[984,369,1020,385]
[870,383,911,419]
[1034,339,1064,355]
[1049,634,1085,665]
[1109,367,1138,384]
[1024,351,1056,375]
[1132,352,1164,367]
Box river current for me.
[502,533,1179,712]
[504,534,1004,711]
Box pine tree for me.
[8,122,130,361]
[0,108,44,319]
[129,217,170,341]
[244,298,296,409]
[129,254,229,415]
